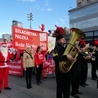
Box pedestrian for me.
[23,46,35,89]
[53,34,76,98]
[0,43,13,93]
[34,46,46,85]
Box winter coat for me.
[23,51,35,68]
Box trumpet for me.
[79,47,96,60]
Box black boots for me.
[4,87,11,90]
[27,84,32,89]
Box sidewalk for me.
[0,63,98,98]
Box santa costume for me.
[0,43,13,93]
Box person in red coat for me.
[0,43,13,93]
[34,46,47,85]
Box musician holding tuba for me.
[53,29,76,98]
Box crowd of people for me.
[0,43,55,92]
[0,28,98,98]
[22,29,98,98]
[53,33,98,98]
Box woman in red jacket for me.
[34,46,46,85]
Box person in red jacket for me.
[34,46,46,85]
[0,43,13,93]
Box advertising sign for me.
[12,25,48,50]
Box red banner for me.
[9,59,23,76]
[42,59,55,78]
[12,25,48,50]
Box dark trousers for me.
[71,71,81,95]
[56,73,70,98]
[80,62,88,84]
[36,64,43,83]
[91,61,97,79]
[26,67,33,86]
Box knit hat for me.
[78,40,86,48]
[56,34,65,41]
[53,25,65,37]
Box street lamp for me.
[27,12,33,29]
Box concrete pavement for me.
[0,63,98,98]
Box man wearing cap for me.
[53,34,76,98]
[0,43,12,93]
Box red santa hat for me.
[1,43,7,47]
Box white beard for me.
[0,47,8,60]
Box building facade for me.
[12,20,23,27]
[77,0,98,7]
[69,0,98,43]
[2,34,12,42]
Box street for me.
[0,63,98,98]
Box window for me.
[85,32,93,37]
[70,3,98,20]
[94,31,98,36]
[70,17,98,29]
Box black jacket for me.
[53,43,68,75]
[72,53,82,72]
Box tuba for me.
[59,28,85,73]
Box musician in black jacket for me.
[71,52,83,98]
[53,34,76,98]
[89,43,98,80]
[80,51,89,87]
[79,40,90,87]
[71,40,90,98]
[71,41,85,98]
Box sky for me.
[0,0,76,37]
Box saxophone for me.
[59,28,85,73]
